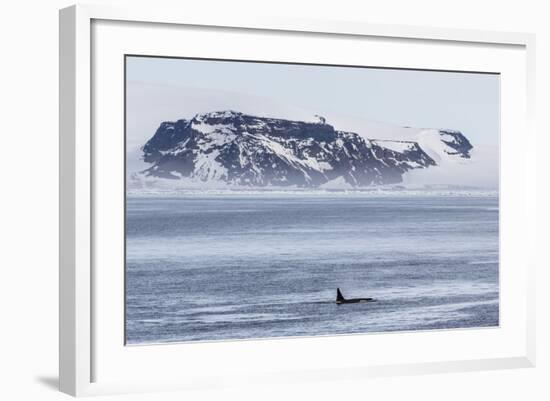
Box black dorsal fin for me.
[336,288,345,302]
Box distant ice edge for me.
[126,186,499,198]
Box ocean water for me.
[125,193,499,344]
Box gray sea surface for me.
[125,193,499,344]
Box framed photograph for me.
[59,4,536,396]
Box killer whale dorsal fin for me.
[336,288,345,302]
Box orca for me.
[336,288,374,304]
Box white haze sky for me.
[126,56,500,188]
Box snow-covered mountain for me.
[133,110,473,188]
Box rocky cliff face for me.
[137,110,473,188]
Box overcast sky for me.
[127,56,499,144]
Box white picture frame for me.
[59,4,536,397]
